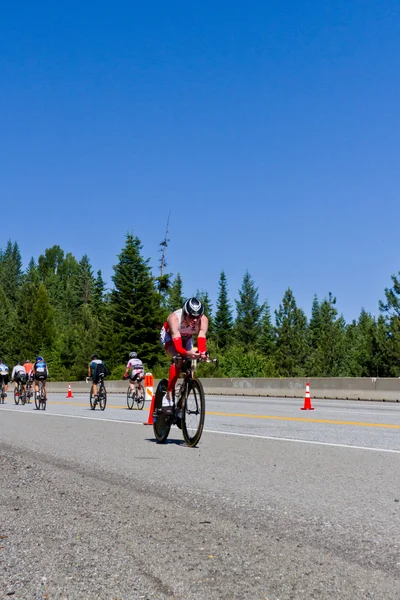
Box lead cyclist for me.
[159,297,208,415]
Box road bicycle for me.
[0,379,7,404]
[89,374,107,411]
[14,378,26,405]
[153,355,217,447]
[25,378,34,403]
[34,379,47,410]
[126,376,145,410]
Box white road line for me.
[2,406,400,454]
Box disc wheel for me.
[14,388,20,405]
[153,379,171,443]
[182,378,205,447]
[126,386,134,410]
[99,386,107,411]
[136,383,145,410]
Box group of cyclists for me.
[0,357,49,400]
[1,297,209,407]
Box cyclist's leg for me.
[92,374,98,397]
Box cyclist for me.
[123,352,144,393]
[88,354,107,400]
[0,359,10,397]
[159,297,208,414]
[12,361,27,396]
[24,359,34,380]
[33,356,49,399]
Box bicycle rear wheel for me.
[14,387,20,405]
[126,386,134,410]
[99,385,107,411]
[153,378,171,443]
[34,390,40,410]
[136,383,145,410]
[182,378,205,447]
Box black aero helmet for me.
[183,297,204,318]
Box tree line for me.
[0,235,399,380]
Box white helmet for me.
[129,352,137,359]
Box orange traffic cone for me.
[301,382,314,410]
[66,383,74,399]
[143,393,155,426]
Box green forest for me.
[1,235,400,381]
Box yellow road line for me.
[48,401,400,429]
[207,411,400,429]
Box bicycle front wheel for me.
[153,379,171,443]
[126,386,134,410]
[99,385,107,411]
[182,378,205,447]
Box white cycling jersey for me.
[12,365,26,379]
[127,358,144,379]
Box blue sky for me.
[1,0,399,322]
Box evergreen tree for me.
[0,240,23,304]
[233,271,263,349]
[379,272,400,375]
[0,284,14,360]
[168,273,185,311]
[258,301,275,356]
[93,270,106,318]
[214,271,233,350]
[108,234,164,369]
[306,293,347,376]
[275,288,308,376]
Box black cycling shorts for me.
[0,374,9,385]
[34,373,47,381]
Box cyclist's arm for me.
[197,315,209,356]
[168,314,199,359]
[87,363,91,378]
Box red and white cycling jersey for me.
[160,308,201,349]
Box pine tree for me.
[379,272,400,374]
[214,271,233,349]
[275,288,308,376]
[306,293,347,376]
[0,240,23,304]
[168,273,185,311]
[258,301,275,356]
[108,234,164,369]
[0,284,14,360]
[233,271,263,349]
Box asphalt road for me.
[1,392,400,600]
